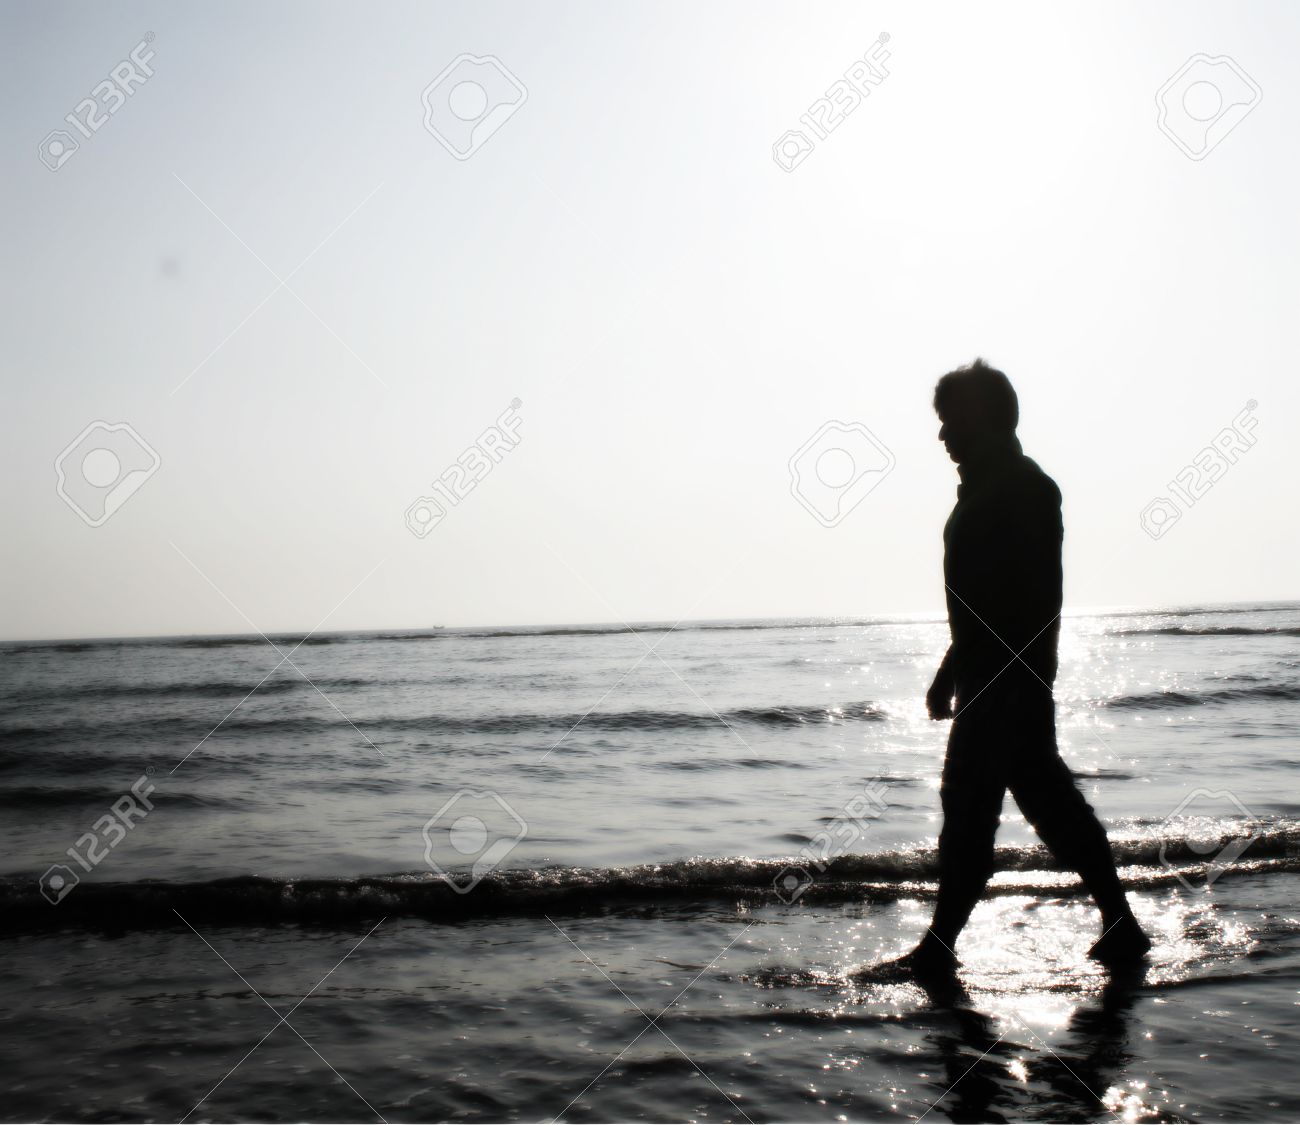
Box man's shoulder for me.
[1007,456,1062,508]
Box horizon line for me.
[2,598,1296,648]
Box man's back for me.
[942,434,1063,695]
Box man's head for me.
[933,357,1019,465]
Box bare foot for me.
[1088,915,1152,966]
[852,939,958,984]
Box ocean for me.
[2,603,1298,1123]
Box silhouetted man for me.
[909,358,1150,974]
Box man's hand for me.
[926,665,955,721]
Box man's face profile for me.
[937,407,980,465]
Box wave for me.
[1105,682,1300,710]
[3,641,101,654]
[0,620,908,655]
[655,756,811,772]
[0,700,887,752]
[0,747,132,777]
[1111,625,1300,638]
[13,679,301,703]
[8,677,382,704]
[232,700,890,734]
[1089,602,1300,621]
[1,636,341,655]
[8,828,1294,934]
[439,621,916,640]
[0,785,231,811]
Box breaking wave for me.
[8,828,1294,934]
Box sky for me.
[2,0,1297,641]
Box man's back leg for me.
[1008,740,1151,963]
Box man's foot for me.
[852,938,958,984]
[1088,915,1152,966]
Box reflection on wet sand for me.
[814,890,1248,1122]
[910,966,1158,1123]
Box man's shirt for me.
[942,434,1063,695]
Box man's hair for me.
[932,357,1019,432]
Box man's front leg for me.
[924,718,1007,956]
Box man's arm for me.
[927,644,956,720]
